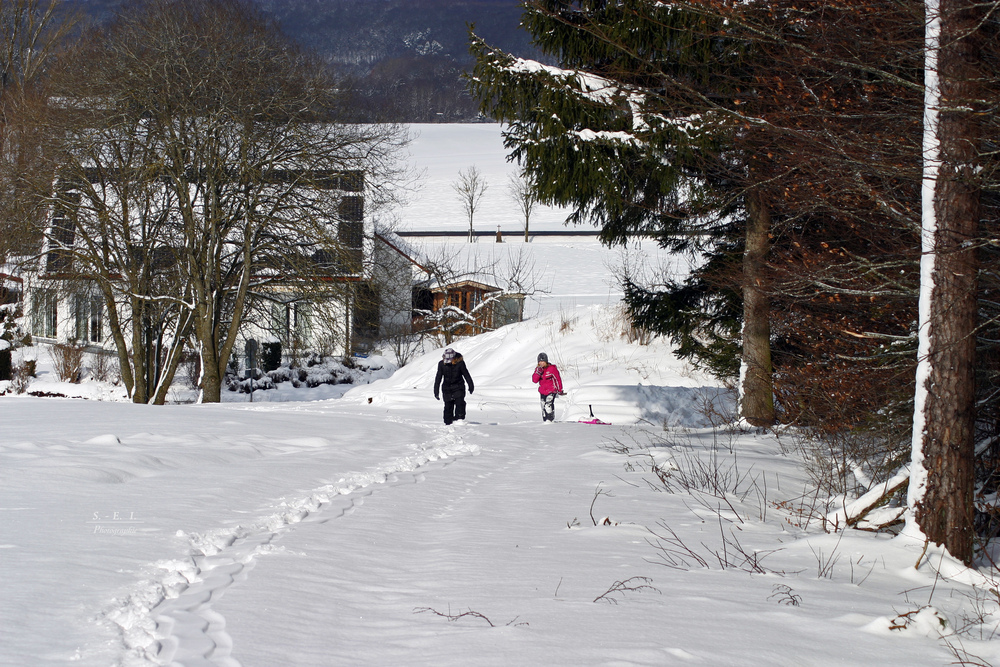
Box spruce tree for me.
[468,0,778,425]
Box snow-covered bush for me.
[231,374,275,394]
[10,362,31,394]
[304,370,336,387]
[0,300,28,382]
[224,354,395,393]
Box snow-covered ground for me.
[3,306,1000,666]
[3,124,1000,666]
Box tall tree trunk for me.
[196,307,223,403]
[150,305,195,405]
[199,348,222,403]
[130,298,149,404]
[100,285,136,400]
[907,0,982,565]
[741,191,775,426]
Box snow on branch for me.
[504,57,651,133]
[826,466,909,531]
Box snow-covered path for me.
[136,418,482,667]
[5,304,998,666]
[2,397,991,666]
[215,416,600,666]
[1,399,484,666]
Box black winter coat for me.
[434,354,474,397]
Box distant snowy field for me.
[394,123,575,234]
[3,125,1000,667]
[397,234,698,319]
[393,124,696,319]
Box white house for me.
[11,169,424,378]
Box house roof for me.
[374,231,433,274]
[430,279,500,294]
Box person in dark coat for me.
[433,348,474,425]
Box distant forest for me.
[66,0,543,122]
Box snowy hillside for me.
[344,305,727,428]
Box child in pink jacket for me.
[531,352,563,422]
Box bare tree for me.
[0,0,79,383]
[506,170,537,242]
[452,165,488,243]
[38,0,408,403]
[0,0,78,265]
[0,0,77,92]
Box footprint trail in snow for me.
[104,425,480,667]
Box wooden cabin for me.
[419,279,524,337]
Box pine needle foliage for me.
[468,0,752,378]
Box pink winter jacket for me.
[532,363,563,395]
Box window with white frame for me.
[271,301,291,344]
[31,290,59,338]
[293,302,312,344]
[270,300,312,348]
[74,294,104,343]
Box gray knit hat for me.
[537,352,548,363]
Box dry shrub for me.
[597,305,656,345]
[88,351,119,383]
[49,342,86,383]
[620,312,655,345]
[778,425,910,510]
